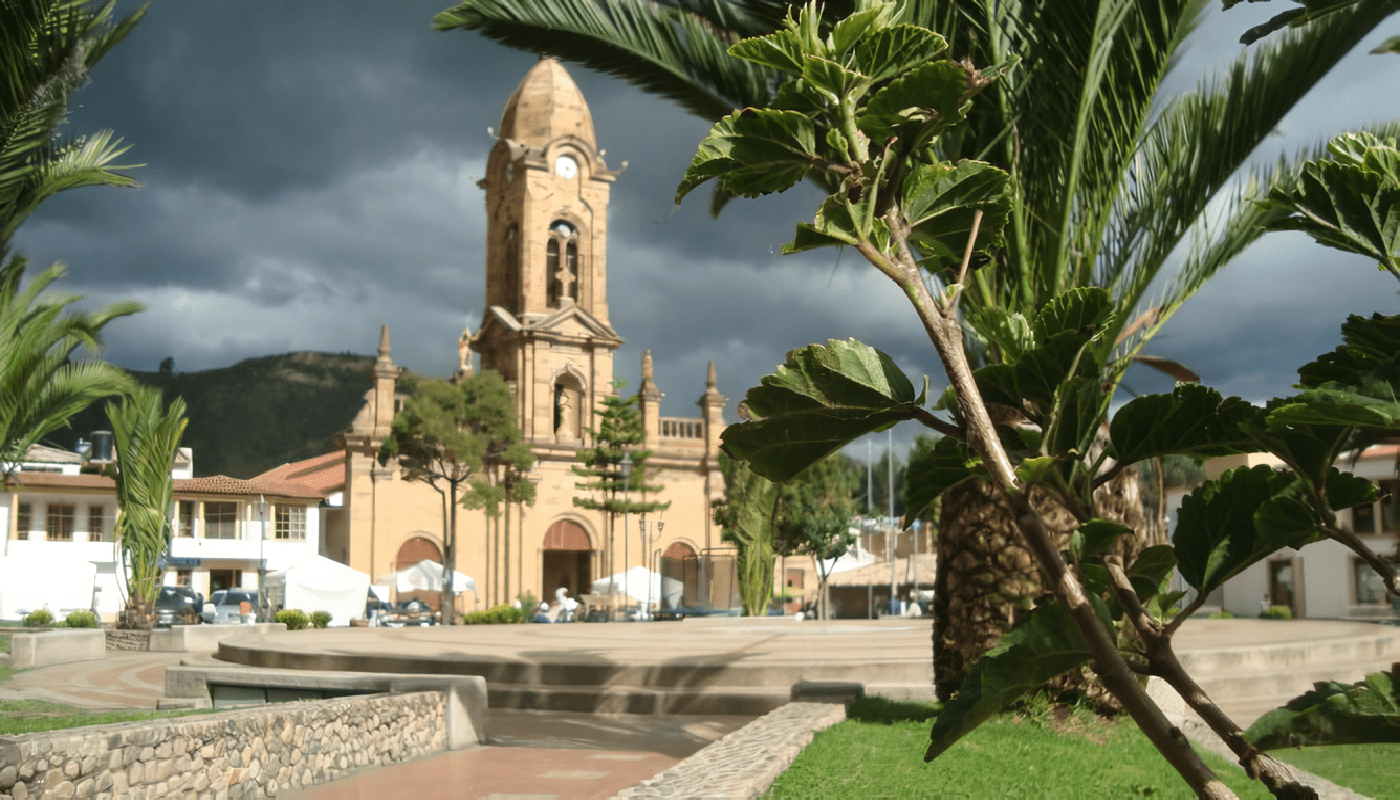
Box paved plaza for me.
[2,618,1396,798]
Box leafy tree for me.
[437,0,1400,705]
[463,435,536,605]
[109,386,187,629]
[573,381,668,608]
[380,370,530,622]
[712,451,778,615]
[674,6,1400,796]
[773,451,860,619]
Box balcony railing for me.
[659,417,704,439]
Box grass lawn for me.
[767,698,1276,798]
[0,698,215,736]
[1270,743,1400,800]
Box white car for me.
[202,589,261,624]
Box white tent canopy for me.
[378,559,476,593]
[265,555,371,627]
[590,566,662,605]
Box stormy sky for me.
[14,1,1400,457]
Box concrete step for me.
[486,683,794,716]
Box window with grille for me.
[275,505,306,540]
[203,501,238,539]
[88,506,109,542]
[16,502,30,540]
[46,503,74,541]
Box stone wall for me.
[104,629,149,652]
[0,690,446,799]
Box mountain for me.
[49,352,375,478]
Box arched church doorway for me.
[395,536,442,610]
[541,520,591,602]
[659,542,698,611]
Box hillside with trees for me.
[48,351,374,478]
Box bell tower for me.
[472,57,625,445]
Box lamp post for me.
[620,452,632,621]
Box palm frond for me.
[434,0,784,120]
[1104,2,1400,328]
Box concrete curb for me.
[614,702,846,799]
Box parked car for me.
[202,589,262,624]
[383,599,436,627]
[155,587,203,626]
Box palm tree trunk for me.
[933,467,1151,702]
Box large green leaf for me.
[1246,671,1400,749]
[1270,314,1400,432]
[974,333,1097,422]
[1262,132,1400,275]
[1031,287,1114,344]
[854,24,947,82]
[1297,313,1400,388]
[676,108,818,202]
[902,435,980,523]
[727,27,805,73]
[723,339,926,482]
[902,159,1011,273]
[1127,545,1178,603]
[926,600,1099,762]
[965,307,1033,365]
[857,61,969,145]
[1173,466,1326,595]
[1109,383,1257,466]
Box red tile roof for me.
[6,471,323,500]
[254,450,345,496]
[174,475,324,499]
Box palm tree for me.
[2,0,146,254]
[109,387,188,629]
[436,0,1400,693]
[0,256,138,470]
[0,0,147,470]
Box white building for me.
[1176,447,1399,621]
[1,445,324,622]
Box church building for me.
[329,58,729,613]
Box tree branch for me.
[1103,557,1319,800]
[863,215,1234,799]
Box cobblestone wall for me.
[103,629,150,652]
[0,691,445,799]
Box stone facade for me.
[0,690,445,799]
[334,58,728,613]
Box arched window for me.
[546,220,579,308]
[546,239,560,307]
[504,224,519,312]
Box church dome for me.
[498,57,595,150]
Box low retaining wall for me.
[0,689,461,799]
[165,666,487,749]
[149,623,286,654]
[8,629,106,669]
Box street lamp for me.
[620,452,632,621]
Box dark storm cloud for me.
[5,0,1399,437]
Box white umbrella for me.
[591,566,661,605]
[379,559,476,593]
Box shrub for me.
[309,611,332,629]
[463,604,527,625]
[64,610,99,628]
[275,609,308,630]
[1207,610,1235,620]
[22,609,54,627]
[1260,605,1294,620]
